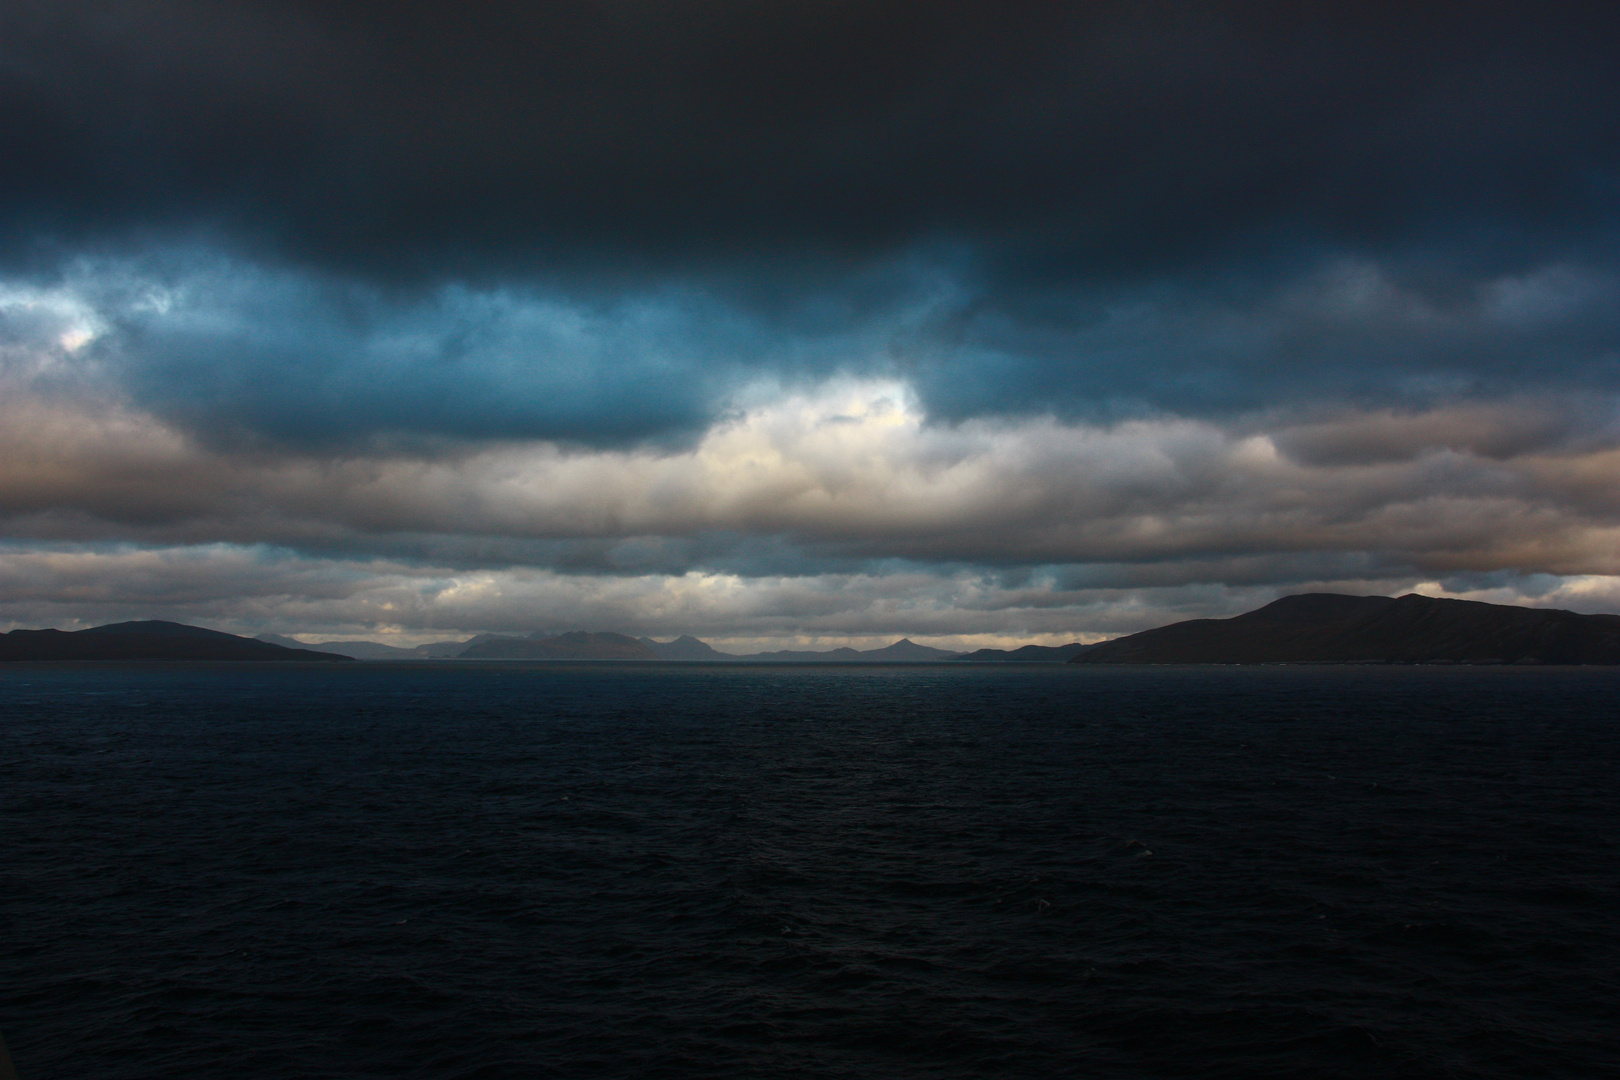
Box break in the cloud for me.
[2,4,1619,642]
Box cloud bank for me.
[3,4,1619,642]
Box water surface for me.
[3,662,1617,1078]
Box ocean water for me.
[2,662,1617,1080]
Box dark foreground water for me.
[2,662,1618,1080]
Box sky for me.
[4,1,1620,649]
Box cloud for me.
[7,363,1620,579]
[3,3,1618,279]
[4,541,1617,650]
[7,326,1620,641]
[6,253,1620,454]
[5,5,1620,639]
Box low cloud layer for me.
[9,367,1620,568]
[5,347,1620,641]
[3,540,1618,651]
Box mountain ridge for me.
[2,621,355,662]
[1071,593,1620,665]
[638,635,733,660]
[250,630,1096,662]
[255,633,476,659]
[956,642,1096,662]
[459,631,660,660]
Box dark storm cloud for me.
[4,2,1618,448]
[4,1,1618,280]
[103,263,744,447]
[9,249,1616,450]
[914,258,1620,422]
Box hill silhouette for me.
[638,635,733,660]
[0,621,355,662]
[740,638,960,661]
[459,631,660,660]
[957,643,1095,662]
[1071,594,1620,665]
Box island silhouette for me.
[0,621,353,662]
[1071,593,1620,665]
[10,594,1615,664]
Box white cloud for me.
[7,374,1620,574]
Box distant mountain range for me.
[253,631,1088,662]
[457,634,969,661]
[638,635,733,660]
[740,638,962,662]
[1,621,353,662]
[461,631,659,660]
[957,642,1097,662]
[255,632,506,659]
[13,598,1617,665]
[2,621,1091,663]
[1071,593,1620,665]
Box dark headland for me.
[0,621,354,662]
[1071,593,1620,665]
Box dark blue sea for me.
[3,662,1617,1079]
